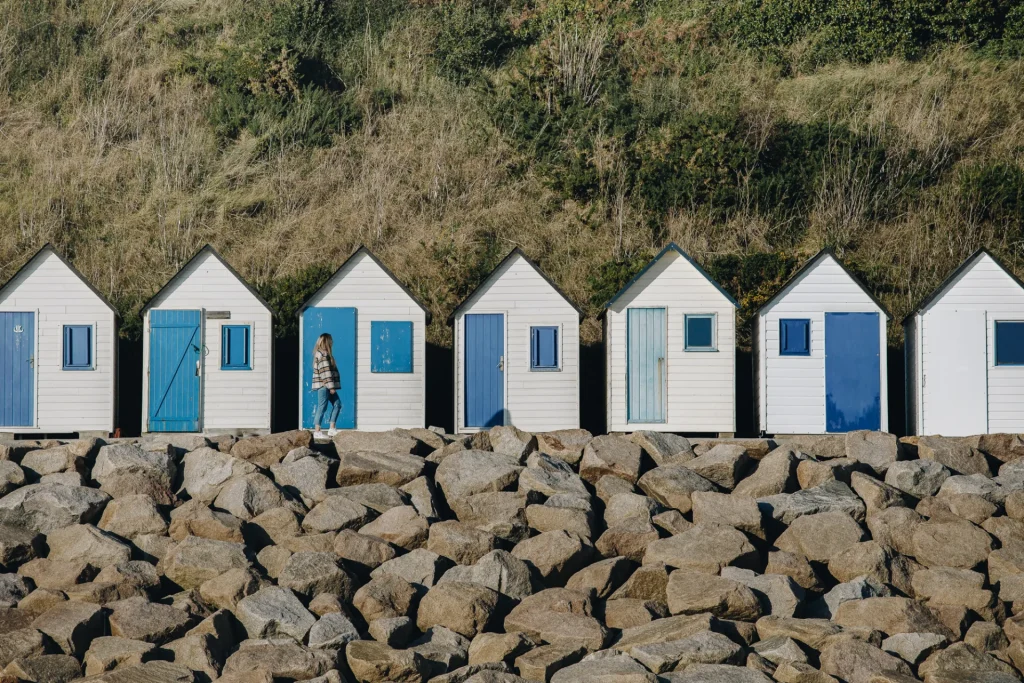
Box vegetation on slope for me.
[1,0,1023,345]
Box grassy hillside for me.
[1,0,1023,345]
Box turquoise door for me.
[627,307,666,423]
[148,310,202,432]
[0,312,34,428]
[465,313,505,428]
[825,312,881,432]
[302,307,357,429]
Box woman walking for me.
[312,333,341,439]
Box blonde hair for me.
[314,333,334,363]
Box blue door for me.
[0,312,34,428]
[627,308,667,423]
[302,308,357,429]
[149,310,202,432]
[825,312,881,432]
[465,313,504,428]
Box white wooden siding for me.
[917,253,1024,434]
[301,251,426,431]
[606,250,736,433]
[454,254,579,433]
[0,251,116,433]
[758,255,888,435]
[142,250,272,433]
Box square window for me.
[63,325,93,370]
[531,326,559,370]
[995,321,1024,366]
[371,321,413,373]
[780,318,811,356]
[221,325,251,370]
[685,314,716,351]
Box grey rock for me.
[336,451,426,488]
[806,575,892,619]
[214,472,302,521]
[882,632,948,666]
[917,436,991,476]
[511,530,595,585]
[938,474,1006,504]
[108,597,193,644]
[579,436,643,485]
[752,635,807,665]
[162,536,250,590]
[308,613,360,650]
[683,445,750,490]
[733,448,798,498]
[758,480,866,525]
[31,601,104,655]
[775,511,868,563]
[629,432,694,466]
[0,525,43,569]
[439,550,533,600]
[181,447,258,503]
[371,548,450,587]
[658,664,774,683]
[46,523,132,569]
[720,568,805,618]
[0,484,110,533]
[537,430,593,467]
[519,453,588,498]
[845,431,900,475]
[638,465,717,514]
[401,477,441,520]
[236,586,317,641]
[643,524,758,573]
[0,575,30,609]
[436,451,523,501]
[488,426,537,460]
[93,443,177,504]
[272,452,332,505]
[333,430,424,455]
[280,552,354,599]
[304,496,375,534]
[83,636,155,675]
[691,492,764,539]
[225,640,338,681]
[98,494,168,539]
[451,492,530,543]
[885,460,950,498]
[631,630,743,673]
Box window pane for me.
[222,325,251,369]
[371,321,413,373]
[686,316,713,349]
[996,321,1024,366]
[780,318,810,355]
[531,326,558,369]
[64,326,92,368]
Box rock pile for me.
[0,429,1022,682]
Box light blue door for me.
[465,313,504,428]
[825,312,881,432]
[627,308,666,423]
[149,310,202,432]
[302,308,357,429]
[0,312,34,428]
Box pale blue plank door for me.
[825,312,881,432]
[148,310,202,432]
[465,313,504,428]
[0,312,34,427]
[627,307,666,423]
[302,308,357,429]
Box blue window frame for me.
[780,318,811,356]
[371,321,413,373]
[684,314,716,351]
[995,321,1024,366]
[530,326,559,370]
[221,325,251,370]
[63,325,93,370]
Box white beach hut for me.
[141,245,273,434]
[449,248,582,433]
[602,243,738,436]
[298,246,431,431]
[753,249,890,436]
[0,244,118,436]
[905,249,1024,436]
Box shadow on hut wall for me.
[580,342,606,436]
[887,345,906,437]
[425,342,454,433]
[116,337,143,437]
[273,335,300,433]
[736,349,754,438]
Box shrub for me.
[434,0,517,83]
[587,251,653,310]
[959,162,1024,226]
[257,263,336,338]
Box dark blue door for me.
[627,308,667,423]
[0,312,34,428]
[149,310,202,432]
[465,313,504,428]
[825,312,881,432]
[302,308,357,429]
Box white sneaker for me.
[328,428,339,437]
[313,430,327,440]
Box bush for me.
[434,0,517,83]
[707,252,799,346]
[959,162,1024,225]
[257,263,336,338]
[587,252,653,310]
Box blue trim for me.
[995,321,1024,366]
[684,314,717,351]
[603,243,739,311]
[221,325,252,370]
[371,321,414,373]
[63,325,94,370]
[530,326,559,371]
[780,318,811,356]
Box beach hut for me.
[752,249,890,436]
[602,243,738,435]
[0,244,118,436]
[905,249,1024,436]
[141,245,273,434]
[298,246,431,431]
[449,248,582,433]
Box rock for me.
[409,624,470,669]
[850,473,911,514]
[720,568,805,618]
[346,640,430,683]
[18,558,94,592]
[644,524,758,573]
[807,575,891,619]
[236,586,316,641]
[0,628,50,668]
[108,597,193,644]
[527,501,593,540]
[370,615,414,647]
[734,449,798,498]
[428,521,499,566]
[683,445,750,490]
[773,661,839,683]
[691,492,764,539]
[488,426,537,460]
[436,451,523,501]
[603,598,668,629]
[753,635,808,665]
[610,564,670,603]
[162,537,250,590]
[0,526,43,569]
[520,454,588,498]
[214,473,300,521]
[304,496,375,534]
[162,632,223,680]
[506,588,592,622]
[2,654,81,682]
[453,492,531,543]
[82,636,155,675]
[885,460,951,499]
[167,500,244,543]
[224,640,337,681]
[514,644,586,683]
[537,430,593,467]
[230,430,314,468]
[603,491,659,526]
[401,477,441,520]
[45,524,131,569]
[550,652,657,683]
[31,601,104,655]
[439,550,533,601]
[353,575,419,622]
[372,548,450,587]
[468,632,537,666]
[0,484,109,533]
[97,494,167,539]
[181,448,258,503]
[882,632,947,666]
[247,506,303,544]
[579,436,643,485]
[596,520,661,562]
[658,664,774,682]
[501,609,608,652]
[759,480,866,525]
[833,597,954,640]
[845,431,900,475]
[308,612,360,650]
[20,447,78,479]
[0,576,30,609]
[566,557,633,599]
[797,458,863,489]
[335,451,426,489]
[333,530,398,571]
[666,572,762,621]
[912,567,995,617]
[911,518,993,569]
[596,476,637,503]
[939,473,1006,505]
[417,582,500,638]
[917,436,991,476]
[652,510,692,535]
[764,551,823,593]
[279,552,355,599]
[511,531,595,585]
[92,443,177,504]
[334,430,424,456]
[631,628,746,673]
[271,452,332,505]
[819,639,913,683]
[918,642,1018,682]
[867,507,923,557]
[360,506,430,550]
[198,567,261,610]
[630,432,694,466]
[775,511,867,563]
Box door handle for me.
[29,356,34,368]
[498,356,504,372]
[196,360,201,377]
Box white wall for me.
[917,253,1024,434]
[454,253,579,433]
[606,250,736,433]
[758,255,888,435]
[301,251,426,431]
[142,250,272,433]
[0,250,116,433]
